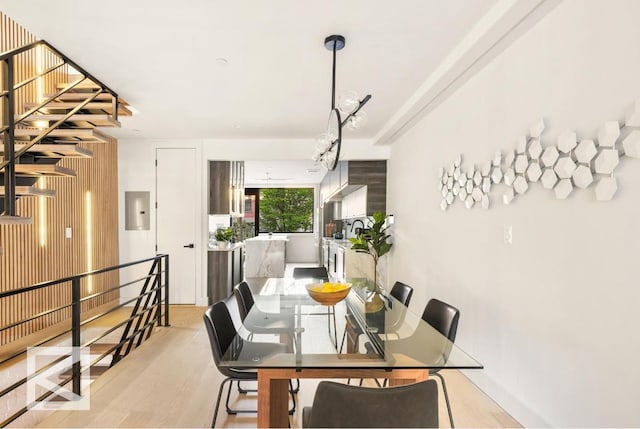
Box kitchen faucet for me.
[351,219,365,233]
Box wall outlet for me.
[65,227,72,239]
[503,225,513,244]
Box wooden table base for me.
[257,368,429,428]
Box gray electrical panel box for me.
[125,191,150,230]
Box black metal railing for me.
[0,40,119,217]
[0,254,169,428]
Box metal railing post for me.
[164,254,170,327]
[1,57,16,215]
[71,278,81,396]
[156,256,163,327]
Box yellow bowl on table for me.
[305,282,352,306]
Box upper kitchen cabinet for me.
[209,160,245,216]
[321,160,387,217]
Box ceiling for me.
[1,1,554,183]
[0,0,498,142]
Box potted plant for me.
[348,212,393,288]
[215,227,234,248]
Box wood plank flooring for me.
[34,304,521,428]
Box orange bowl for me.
[305,282,352,306]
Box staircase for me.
[0,40,131,224]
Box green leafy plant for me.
[215,227,234,242]
[349,212,392,286]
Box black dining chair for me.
[203,301,296,428]
[292,266,329,280]
[421,298,459,429]
[340,281,414,353]
[361,297,459,428]
[302,380,439,428]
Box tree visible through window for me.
[259,188,314,233]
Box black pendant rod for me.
[331,40,337,110]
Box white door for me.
[156,148,197,304]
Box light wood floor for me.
[32,305,521,428]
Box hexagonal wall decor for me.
[472,187,483,202]
[526,163,543,182]
[437,100,636,211]
[504,168,516,186]
[597,121,620,148]
[530,118,545,138]
[465,196,474,209]
[575,139,597,164]
[513,176,529,194]
[554,179,573,199]
[459,186,467,200]
[528,138,543,159]
[481,194,490,210]
[514,155,529,174]
[594,149,620,174]
[516,135,528,154]
[493,150,502,166]
[541,146,559,167]
[622,130,640,158]
[491,167,503,184]
[505,150,516,167]
[572,165,594,189]
[595,176,618,201]
[540,168,558,189]
[502,187,515,205]
[482,161,492,177]
[557,130,577,154]
[554,157,577,179]
[473,171,482,186]
[482,177,491,193]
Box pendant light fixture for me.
[313,35,372,171]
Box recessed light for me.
[215,58,228,66]
[306,168,320,173]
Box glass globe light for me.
[347,110,368,130]
[338,90,360,116]
[315,133,331,151]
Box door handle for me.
[183,243,195,248]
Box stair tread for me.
[0,186,56,197]
[50,92,130,105]
[5,128,112,143]
[13,144,94,158]
[25,102,132,116]
[14,164,76,177]
[17,114,121,128]
[0,215,32,225]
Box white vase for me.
[217,241,230,249]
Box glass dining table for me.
[219,277,483,428]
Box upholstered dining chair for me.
[203,301,295,428]
[302,380,439,428]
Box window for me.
[257,188,314,233]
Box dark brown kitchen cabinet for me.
[320,160,387,216]
[209,160,245,216]
[207,245,244,304]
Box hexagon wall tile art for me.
[438,99,640,211]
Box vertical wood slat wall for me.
[0,12,120,346]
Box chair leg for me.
[288,380,297,415]
[433,372,455,428]
[339,326,348,353]
[212,378,232,428]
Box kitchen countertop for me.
[323,237,353,248]
[246,235,289,241]
[208,242,244,252]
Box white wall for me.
[387,0,640,426]
[118,138,389,304]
